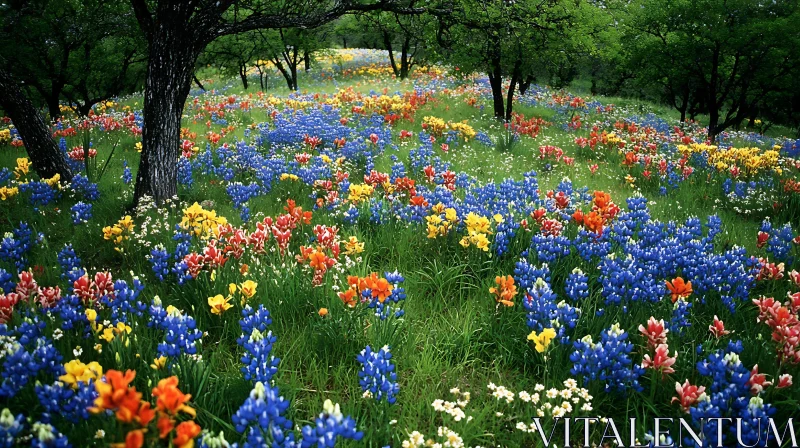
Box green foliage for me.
[0,0,146,118]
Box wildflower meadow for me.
[1,1,800,447]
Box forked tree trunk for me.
[0,67,73,181]
[133,27,198,204]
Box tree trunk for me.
[519,76,534,96]
[290,64,298,91]
[46,96,62,121]
[487,53,505,120]
[133,28,198,204]
[384,31,400,77]
[504,57,522,121]
[303,51,310,71]
[239,64,249,90]
[708,106,720,143]
[193,74,206,91]
[399,36,410,80]
[0,68,73,181]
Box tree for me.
[432,0,575,121]
[129,0,422,204]
[264,27,330,91]
[0,67,73,181]
[202,31,265,90]
[624,0,800,142]
[358,2,430,80]
[0,0,146,119]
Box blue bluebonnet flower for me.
[238,305,280,384]
[19,180,60,207]
[69,174,99,201]
[513,257,551,293]
[0,222,33,271]
[570,323,645,393]
[565,268,589,302]
[101,278,146,323]
[0,269,13,294]
[299,400,364,447]
[148,245,171,281]
[30,421,70,447]
[178,157,194,188]
[0,408,25,448]
[57,245,81,280]
[122,160,132,184]
[685,343,775,447]
[767,223,795,262]
[35,380,97,423]
[70,202,92,225]
[522,277,580,342]
[232,381,296,448]
[148,298,202,360]
[357,345,399,404]
[669,299,692,335]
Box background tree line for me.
[1,0,798,204]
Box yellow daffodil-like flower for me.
[280,173,299,181]
[208,294,232,315]
[527,328,557,353]
[135,142,142,152]
[0,186,18,200]
[99,322,131,342]
[445,208,458,223]
[239,280,258,299]
[14,158,30,179]
[180,202,227,237]
[150,356,168,370]
[43,173,61,188]
[343,236,364,255]
[59,360,103,388]
[228,283,238,296]
[347,183,374,203]
[493,214,504,224]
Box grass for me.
[1,53,799,447]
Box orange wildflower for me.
[308,249,329,272]
[666,277,693,302]
[318,307,329,317]
[151,376,195,418]
[124,429,144,448]
[157,415,175,439]
[173,421,202,448]
[489,275,517,306]
[347,275,367,293]
[593,191,611,210]
[338,288,357,307]
[91,369,155,426]
[583,211,604,235]
[365,273,393,302]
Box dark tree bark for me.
[519,75,534,96]
[399,35,412,79]
[303,50,310,71]
[239,64,249,90]
[384,31,400,77]
[132,2,200,203]
[505,58,521,121]
[0,67,73,181]
[193,74,206,91]
[486,50,505,120]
